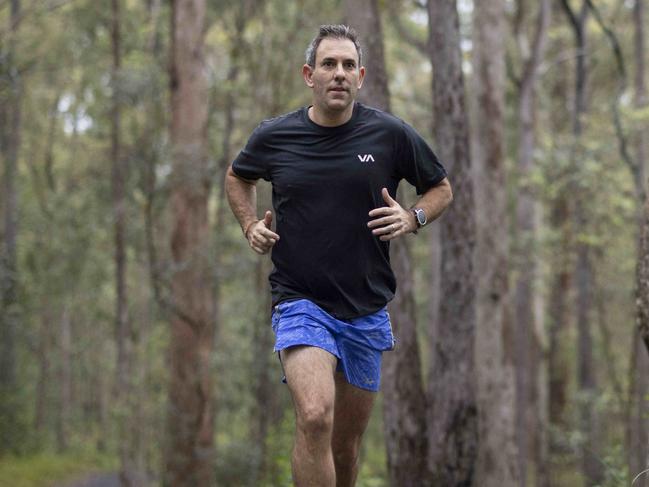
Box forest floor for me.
[54,472,119,487]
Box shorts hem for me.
[273,342,341,360]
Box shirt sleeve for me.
[231,123,272,181]
[397,121,447,195]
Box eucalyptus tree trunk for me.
[344,2,430,484]
[472,1,519,485]
[165,1,216,485]
[559,2,603,485]
[629,0,649,484]
[512,1,551,485]
[0,0,22,454]
[57,306,72,452]
[426,1,478,484]
[547,37,571,440]
[110,1,140,485]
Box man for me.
[225,24,452,487]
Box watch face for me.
[416,210,426,225]
[416,209,426,225]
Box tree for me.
[511,0,551,484]
[472,0,521,484]
[629,0,649,484]
[109,0,142,484]
[426,0,478,484]
[165,0,216,485]
[559,1,603,484]
[0,0,24,455]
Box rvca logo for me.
[357,154,375,163]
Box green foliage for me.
[0,451,115,487]
[0,388,33,456]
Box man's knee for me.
[296,403,334,438]
[332,439,360,470]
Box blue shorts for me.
[271,299,395,392]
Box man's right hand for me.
[246,210,280,254]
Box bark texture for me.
[110,1,141,484]
[559,2,603,485]
[472,0,519,485]
[512,1,551,485]
[0,0,22,454]
[638,197,649,358]
[165,1,216,485]
[57,306,72,452]
[427,1,478,484]
[383,235,429,486]
[630,0,649,484]
[547,36,572,436]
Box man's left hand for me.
[368,188,417,241]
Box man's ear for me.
[357,66,365,89]
[303,64,314,88]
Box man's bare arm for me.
[224,165,279,254]
[367,177,453,241]
[412,177,453,223]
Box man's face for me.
[303,37,365,115]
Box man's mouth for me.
[329,87,348,92]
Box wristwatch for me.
[411,208,427,232]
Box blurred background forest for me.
[1,0,649,486]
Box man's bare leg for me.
[331,372,376,487]
[281,346,338,487]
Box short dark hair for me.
[305,24,363,68]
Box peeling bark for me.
[165,1,216,485]
[426,1,478,484]
[473,0,520,485]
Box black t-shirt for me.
[232,103,446,320]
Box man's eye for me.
[345,63,355,69]
[323,61,334,67]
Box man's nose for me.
[334,63,345,79]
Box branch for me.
[585,0,639,186]
[521,0,550,88]
[586,0,626,80]
[559,0,580,33]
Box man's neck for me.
[308,103,355,127]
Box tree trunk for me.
[629,0,649,484]
[57,306,72,453]
[34,303,53,434]
[426,1,478,484]
[575,238,602,486]
[384,234,429,486]
[559,2,603,485]
[547,33,572,447]
[512,1,551,485]
[637,195,649,358]
[472,0,520,485]
[632,179,649,487]
[547,200,571,430]
[0,0,22,455]
[165,1,216,485]
[110,1,140,485]
[247,257,276,486]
